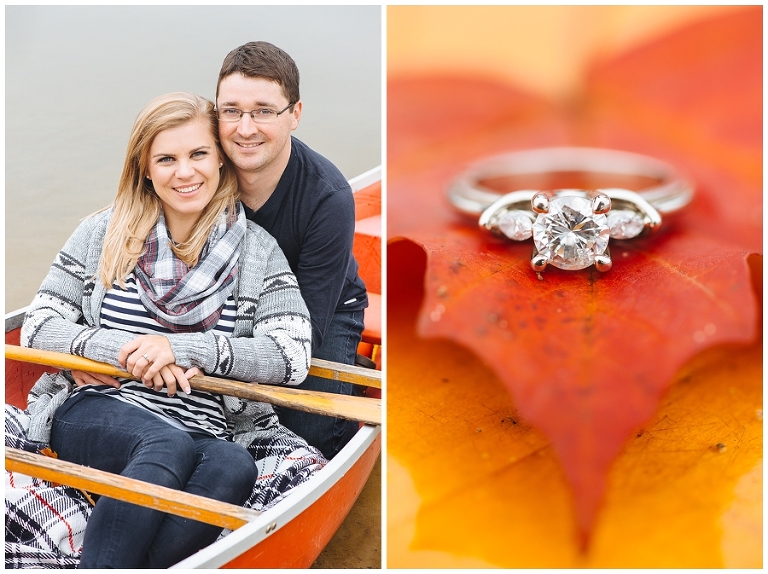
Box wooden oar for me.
[311,357,381,389]
[6,447,259,530]
[5,345,381,426]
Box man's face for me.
[216,73,301,177]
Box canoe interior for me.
[5,327,56,409]
[5,321,381,568]
[352,171,382,376]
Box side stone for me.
[497,209,534,241]
[607,209,645,239]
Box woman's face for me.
[146,118,222,240]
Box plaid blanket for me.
[5,404,326,568]
[5,406,87,568]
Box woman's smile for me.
[174,183,202,194]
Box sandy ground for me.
[311,455,382,568]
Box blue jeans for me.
[50,392,257,569]
[275,309,364,459]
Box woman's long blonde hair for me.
[99,92,239,288]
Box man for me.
[215,41,369,459]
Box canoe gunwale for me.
[349,166,381,192]
[5,307,26,332]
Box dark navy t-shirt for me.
[241,137,368,354]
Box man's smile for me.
[236,141,263,149]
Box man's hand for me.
[70,370,121,388]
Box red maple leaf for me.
[388,8,761,545]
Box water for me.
[5,5,381,310]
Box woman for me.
[19,92,313,568]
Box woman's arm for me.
[20,213,137,368]
[165,230,312,385]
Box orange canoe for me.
[5,168,382,569]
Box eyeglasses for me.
[216,102,295,123]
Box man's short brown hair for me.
[216,41,300,105]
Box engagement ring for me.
[142,353,151,362]
[447,147,694,272]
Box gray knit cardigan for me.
[21,208,312,445]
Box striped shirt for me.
[77,273,237,438]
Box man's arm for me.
[294,186,359,354]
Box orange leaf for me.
[37,447,61,487]
[39,447,58,459]
[387,8,761,546]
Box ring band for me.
[447,147,694,272]
[142,353,151,362]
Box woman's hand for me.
[144,364,200,396]
[119,335,192,395]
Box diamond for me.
[496,210,533,241]
[607,209,645,239]
[532,196,609,270]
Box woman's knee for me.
[220,442,257,487]
[128,429,198,487]
[198,441,257,502]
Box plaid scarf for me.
[134,204,245,333]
